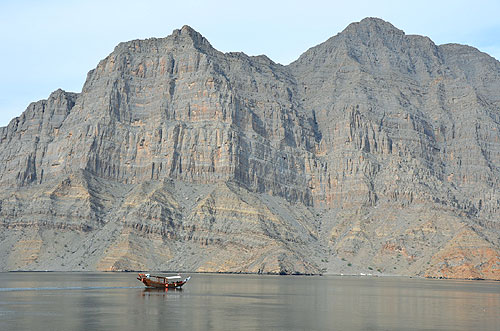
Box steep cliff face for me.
[288,18,500,279]
[0,18,499,279]
[0,89,77,186]
[1,26,318,204]
[290,18,500,212]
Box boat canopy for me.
[165,275,182,280]
[151,275,182,280]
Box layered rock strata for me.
[0,19,499,279]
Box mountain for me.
[0,18,499,279]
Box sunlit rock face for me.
[0,19,499,279]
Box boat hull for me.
[137,274,191,289]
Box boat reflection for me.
[142,287,183,295]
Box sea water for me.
[0,272,498,330]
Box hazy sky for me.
[1,0,499,126]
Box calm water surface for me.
[0,272,498,330]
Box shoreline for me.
[4,269,498,281]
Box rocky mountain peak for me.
[290,17,406,67]
[336,17,407,53]
[48,88,77,103]
[105,25,214,61]
[343,17,404,36]
[170,24,214,52]
[179,24,198,36]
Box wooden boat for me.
[137,273,191,289]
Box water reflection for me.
[142,287,183,293]
[0,273,498,331]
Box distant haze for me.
[1,0,499,126]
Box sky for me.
[1,0,499,127]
